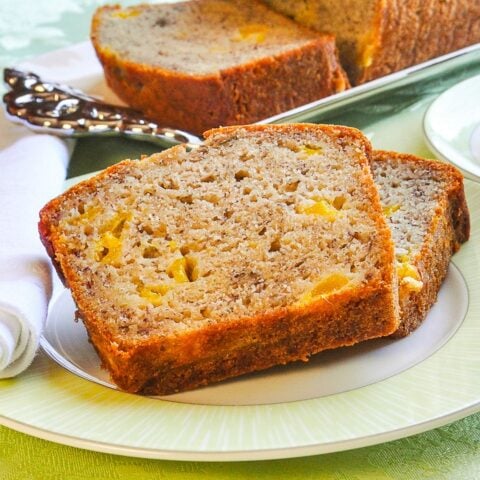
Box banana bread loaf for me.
[264,0,480,84]
[91,1,349,136]
[39,124,398,395]
[373,151,470,337]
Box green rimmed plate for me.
[1,41,480,462]
[1,174,479,461]
[0,185,479,460]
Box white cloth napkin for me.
[0,135,68,377]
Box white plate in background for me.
[424,74,480,181]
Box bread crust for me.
[264,0,480,85]
[373,151,470,337]
[358,0,480,84]
[90,3,349,135]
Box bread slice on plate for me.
[263,0,480,84]
[90,0,349,136]
[372,151,470,337]
[39,124,399,395]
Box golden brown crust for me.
[90,4,350,135]
[357,0,480,84]
[373,151,470,337]
[80,281,397,394]
[39,124,399,395]
[138,288,398,394]
[264,0,480,85]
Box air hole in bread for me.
[284,180,299,192]
[142,246,160,258]
[235,169,250,181]
[203,193,220,204]
[333,196,346,210]
[160,178,179,190]
[139,224,154,235]
[201,174,216,183]
[178,194,193,204]
[239,152,253,162]
[269,237,281,252]
[155,17,168,27]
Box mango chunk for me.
[94,232,122,264]
[138,283,170,306]
[233,24,268,43]
[296,198,338,221]
[383,204,401,217]
[112,9,140,19]
[68,205,101,225]
[396,257,423,293]
[167,257,189,283]
[300,145,323,156]
[297,273,350,305]
[99,212,131,236]
[92,212,131,265]
[166,256,199,283]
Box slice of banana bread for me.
[373,151,470,337]
[39,124,398,395]
[91,1,349,136]
[264,0,480,84]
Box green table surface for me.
[1,2,480,479]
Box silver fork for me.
[2,68,202,149]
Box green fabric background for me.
[1,1,479,478]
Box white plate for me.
[2,42,480,462]
[423,74,480,181]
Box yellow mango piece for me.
[166,256,199,283]
[94,232,123,265]
[383,204,401,217]
[297,273,350,305]
[400,276,423,293]
[233,24,268,43]
[396,258,423,293]
[166,257,189,283]
[93,211,132,264]
[296,198,338,221]
[99,212,131,237]
[67,205,101,225]
[397,260,421,281]
[301,145,323,156]
[112,9,140,19]
[138,284,170,306]
[310,273,350,297]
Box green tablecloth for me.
[1,2,479,478]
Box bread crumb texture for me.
[374,157,452,293]
[44,125,393,342]
[95,0,332,74]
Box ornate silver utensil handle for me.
[2,68,202,149]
